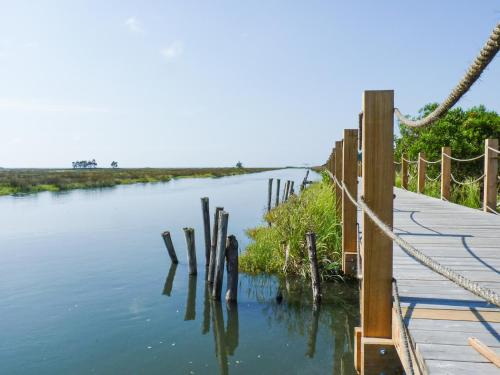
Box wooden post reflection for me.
[184,275,197,321]
[202,283,211,334]
[162,263,177,296]
[306,304,320,358]
[225,302,239,356]
[211,300,228,375]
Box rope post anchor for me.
[358,90,402,374]
[417,152,426,194]
[484,139,499,213]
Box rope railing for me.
[450,173,485,185]
[443,153,484,162]
[488,146,500,154]
[394,21,500,128]
[425,173,442,182]
[402,157,418,164]
[420,157,440,164]
[392,279,416,375]
[339,178,499,307]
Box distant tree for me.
[236,161,243,168]
[91,159,97,168]
[71,159,98,169]
[111,161,118,168]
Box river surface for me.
[0,169,358,375]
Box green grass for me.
[240,172,342,280]
[0,167,275,196]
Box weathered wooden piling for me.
[212,211,229,300]
[184,275,197,320]
[162,262,177,296]
[418,151,426,194]
[161,231,178,264]
[201,197,211,278]
[275,179,281,207]
[267,178,273,213]
[441,147,451,201]
[290,181,295,196]
[305,232,321,304]
[208,207,223,283]
[183,227,197,275]
[225,235,239,302]
[282,180,288,202]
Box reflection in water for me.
[225,302,239,356]
[211,300,228,375]
[306,304,320,358]
[202,283,211,334]
[162,263,177,296]
[184,275,197,321]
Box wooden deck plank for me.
[360,188,500,374]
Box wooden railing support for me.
[441,147,451,201]
[401,155,408,190]
[342,129,358,277]
[335,140,343,220]
[417,152,426,194]
[359,90,400,374]
[484,139,498,213]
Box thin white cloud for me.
[0,98,110,114]
[125,17,144,34]
[160,41,183,62]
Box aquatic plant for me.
[240,173,342,280]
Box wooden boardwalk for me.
[388,188,500,374]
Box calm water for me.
[0,169,358,375]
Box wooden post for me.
[161,231,178,264]
[484,139,499,213]
[267,178,273,213]
[208,207,223,283]
[212,211,229,300]
[361,90,400,374]
[282,181,288,202]
[284,180,291,201]
[275,179,281,207]
[305,232,321,304]
[290,181,295,196]
[441,147,451,201]
[335,140,343,219]
[225,235,238,302]
[183,227,197,275]
[401,155,408,190]
[201,197,211,277]
[331,149,336,176]
[417,152,426,194]
[162,262,177,296]
[342,129,358,277]
[184,274,197,320]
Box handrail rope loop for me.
[488,146,500,154]
[420,157,441,164]
[395,21,500,128]
[425,173,442,182]
[340,179,500,307]
[486,205,499,215]
[402,157,418,164]
[450,173,485,185]
[392,279,416,375]
[443,153,485,162]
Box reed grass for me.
[0,167,275,196]
[240,173,342,280]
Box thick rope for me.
[395,21,500,128]
[420,157,440,164]
[486,206,499,215]
[402,157,418,164]
[488,146,500,154]
[451,173,485,185]
[341,180,500,307]
[425,173,442,182]
[392,279,415,375]
[443,153,484,162]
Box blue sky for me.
[1,1,499,168]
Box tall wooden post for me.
[441,147,451,201]
[335,140,343,219]
[342,129,358,277]
[484,139,499,213]
[401,155,408,190]
[331,149,336,176]
[417,152,426,194]
[201,197,211,278]
[267,178,273,213]
[275,179,281,207]
[360,90,400,374]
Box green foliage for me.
[0,167,275,196]
[395,104,500,179]
[240,176,342,280]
